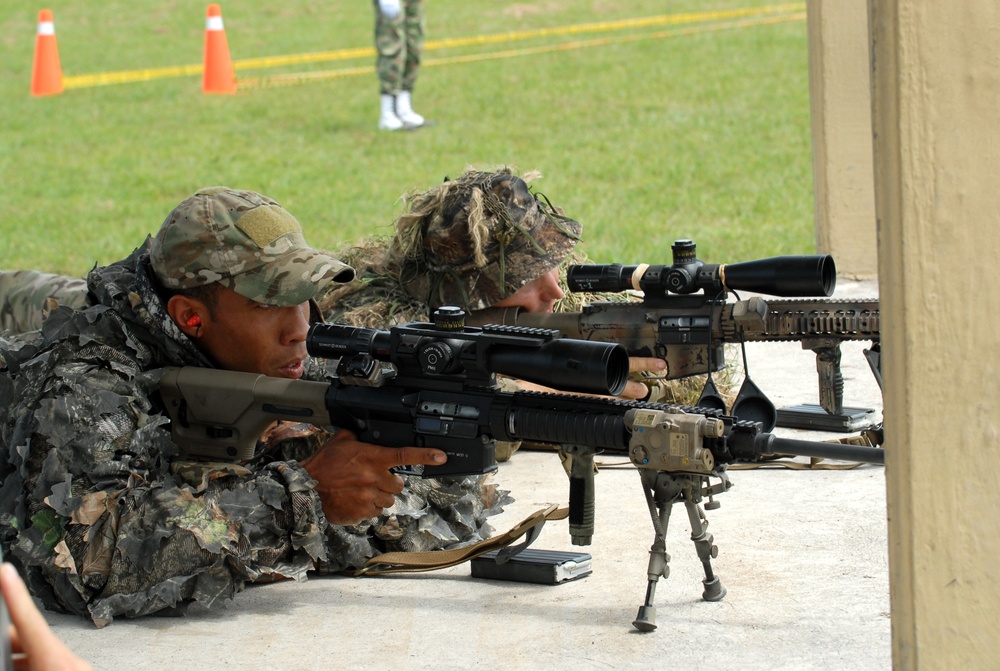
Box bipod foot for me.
[685,486,727,603]
[702,576,727,602]
[633,605,657,632]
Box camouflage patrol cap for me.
[396,169,582,311]
[150,187,355,306]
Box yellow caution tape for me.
[239,12,805,90]
[63,4,805,90]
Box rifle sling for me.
[351,504,569,576]
[729,458,865,471]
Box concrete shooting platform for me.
[44,279,890,671]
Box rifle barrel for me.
[766,436,884,465]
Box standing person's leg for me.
[394,0,425,128]
[374,0,406,131]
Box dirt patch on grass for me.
[502,3,566,20]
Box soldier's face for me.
[493,267,564,313]
[196,286,311,378]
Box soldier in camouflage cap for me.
[0,186,496,627]
[151,187,354,306]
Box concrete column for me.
[806,0,877,277]
[870,1,1000,668]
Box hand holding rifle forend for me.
[158,306,883,632]
[470,238,882,431]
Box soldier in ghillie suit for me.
[0,187,510,627]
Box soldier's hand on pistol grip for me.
[300,429,447,525]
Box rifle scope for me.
[568,239,836,298]
[307,308,630,396]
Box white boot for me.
[378,93,403,131]
[395,90,425,128]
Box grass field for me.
[0,1,814,277]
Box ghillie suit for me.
[320,167,582,326]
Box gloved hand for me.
[379,0,401,19]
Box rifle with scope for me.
[470,238,882,432]
[157,312,883,631]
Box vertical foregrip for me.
[814,344,845,415]
[568,449,596,546]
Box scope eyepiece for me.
[566,263,640,293]
[307,323,390,360]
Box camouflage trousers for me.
[374,0,424,94]
[0,270,88,335]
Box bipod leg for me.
[683,477,726,602]
[632,470,683,632]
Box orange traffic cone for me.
[202,4,236,94]
[31,9,63,96]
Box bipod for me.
[632,470,731,632]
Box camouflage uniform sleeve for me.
[1,343,328,628]
[0,270,89,335]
